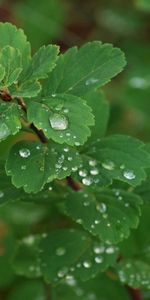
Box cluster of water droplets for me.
[78,159,100,187]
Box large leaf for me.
[42,41,126,97]
[5,140,81,193]
[0,46,22,87]
[54,274,130,300]
[38,229,118,284]
[27,94,94,146]
[20,45,59,82]
[64,189,143,244]
[0,101,22,141]
[0,22,31,67]
[13,235,42,278]
[80,135,150,187]
[10,81,41,98]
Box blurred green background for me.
[1,0,149,141]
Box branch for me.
[127,287,143,300]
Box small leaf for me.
[13,235,42,278]
[117,259,150,289]
[20,44,59,82]
[39,229,118,283]
[10,80,41,98]
[0,22,31,67]
[5,141,81,193]
[0,101,22,141]
[27,94,94,146]
[64,189,143,243]
[42,41,126,97]
[0,46,22,87]
[0,164,23,205]
[84,135,150,187]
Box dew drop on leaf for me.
[82,177,93,186]
[55,247,66,256]
[0,123,11,140]
[96,202,107,213]
[85,78,99,86]
[90,168,99,175]
[19,148,31,158]
[94,256,103,264]
[49,113,68,130]
[0,191,4,198]
[123,169,136,180]
[102,160,115,170]
[83,261,92,268]
[89,160,97,167]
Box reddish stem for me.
[66,176,81,191]
[127,287,142,300]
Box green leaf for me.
[5,141,81,193]
[42,41,126,97]
[64,189,143,244]
[10,80,41,98]
[54,274,130,300]
[0,46,22,87]
[0,164,22,205]
[83,135,150,187]
[0,101,22,141]
[27,94,94,146]
[0,22,31,67]
[136,0,150,11]
[20,45,59,82]
[13,235,42,278]
[39,229,118,283]
[117,259,150,289]
[7,280,46,300]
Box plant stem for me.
[127,287,143,300]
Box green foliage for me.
[0,21,149,300]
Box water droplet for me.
[123,169,136,180]
[68,157,72,161]
[55,247,66,256]
[94,256,103,264]
[90,168,99,175]
[72,166,78,172]
[93,245,105,254]
[0,191,4,198]
[102,160,115,171]
[19,148,30,158]
[106,246,115,254]
[22,235,35,245]
[83,261,92,268]
[49,114,68,130]
[82,177,92,186]
[79,170,87,177]
[63,147,69,152]
[83,200,90,207]
[75,142,80,146]
[85,78,99,86]
[89,160,97,167]
[96,202,107,213]
[57,267,68,278]
[0,123,11,140]
[21,165,26,170]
